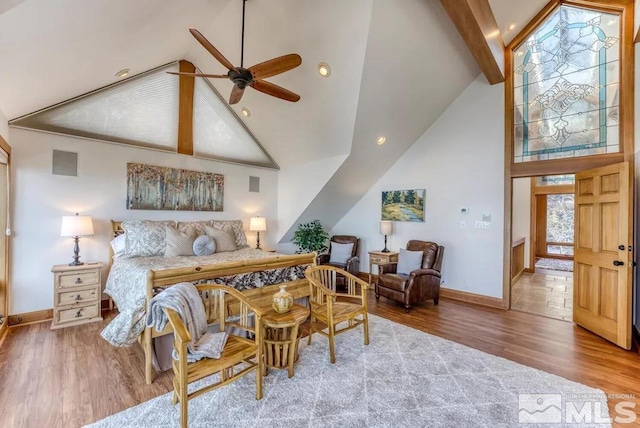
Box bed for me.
[101,220,316,384]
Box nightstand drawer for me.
[55,302,100,325]
[370,255,388,264]
[57,286,100,306]
[58,270,100,289]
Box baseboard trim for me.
[8,309,53,326]
[8,299,111,327]
[440,288,506,309]
[524,267,534,273]
[511,269,525,284]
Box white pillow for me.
[110,234,126,259]
[193,235,216,256]
[329,242,354,264]
[396,249,424,275]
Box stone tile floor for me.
[511,271,573,322]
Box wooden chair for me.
[304,265,370,363]
[164,284,264,428]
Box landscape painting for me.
[381,189,425,222]
[126,163,224,211]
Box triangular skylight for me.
[10,61,277,169]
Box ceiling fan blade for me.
[189,28,235,70]
[249,54,302,80]
[251,80,300,102]
[229,85,245,105]
[167,71,228,79]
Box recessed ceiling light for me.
[115,69,129,79]
[376,136,386,145]
[241,107,251,117]
[508,23,516,31]
[318,62,331,77]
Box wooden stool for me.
[262,304,310,378]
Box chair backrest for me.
[329,235,359,257]
[305,265,369,307]
[406,240,444,271]
[195,284,262,335]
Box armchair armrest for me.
[378,262,397,275]
[164,308,191,345]
[317,254,330,265]
[410,268,441,279]
[345,256,360,275]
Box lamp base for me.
[381,234,390,252]
[69,236,84,266]
[255,231,262,250]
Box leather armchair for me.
[317,235,360,286]
[375,240,444,312]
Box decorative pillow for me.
[204,225,237,252]
[329,242,354,265]
[210,220,249,248]
[396,249,424,275]
[176,220,210,236]
[122,220,175,257]
[110,233,127,259]
[193,235,216,256]
[164,225,197,257]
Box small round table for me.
[262,304,310,378]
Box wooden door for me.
[574,162,633,349]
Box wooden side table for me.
[51,262,104,330]
[262,304,310,378]
[368,251,399,285]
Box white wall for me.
[333,74,505,298]
[9,128,279,314]
[512,177,531,269]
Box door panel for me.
[574,161,633,349]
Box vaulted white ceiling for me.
[0,0,550,242]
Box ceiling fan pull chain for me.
[241,0,247,68]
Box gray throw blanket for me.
[146,282,228,362]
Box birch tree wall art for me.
[126,163,224,211]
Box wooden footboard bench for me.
[142,253,316,384]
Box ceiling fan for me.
[169,0,301,105]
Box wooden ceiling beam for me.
[177,60,195,156]
[440,0,505,84]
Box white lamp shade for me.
[380,221,393,236]
[61,215,94,237]
[249,216,267,232]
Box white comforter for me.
[101,248,306,346]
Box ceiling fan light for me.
[318,62,331,77]
[241,107,251,117]
[115,69,129,79]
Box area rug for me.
[87,314,610,427]
[535,257,574,272]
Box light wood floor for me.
[0,296,638,427]
[512,271,573,321]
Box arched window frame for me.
[505,0,634,178]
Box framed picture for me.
[126,163,224,211]
[381,189,425,222]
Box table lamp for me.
[61,213,94,266]
[249,216,267,250]
[380,221,393,253]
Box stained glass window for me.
[513,5,620,163]
[536,174,575,186]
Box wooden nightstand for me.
[368,251,399,285]
[51,262,104,330]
